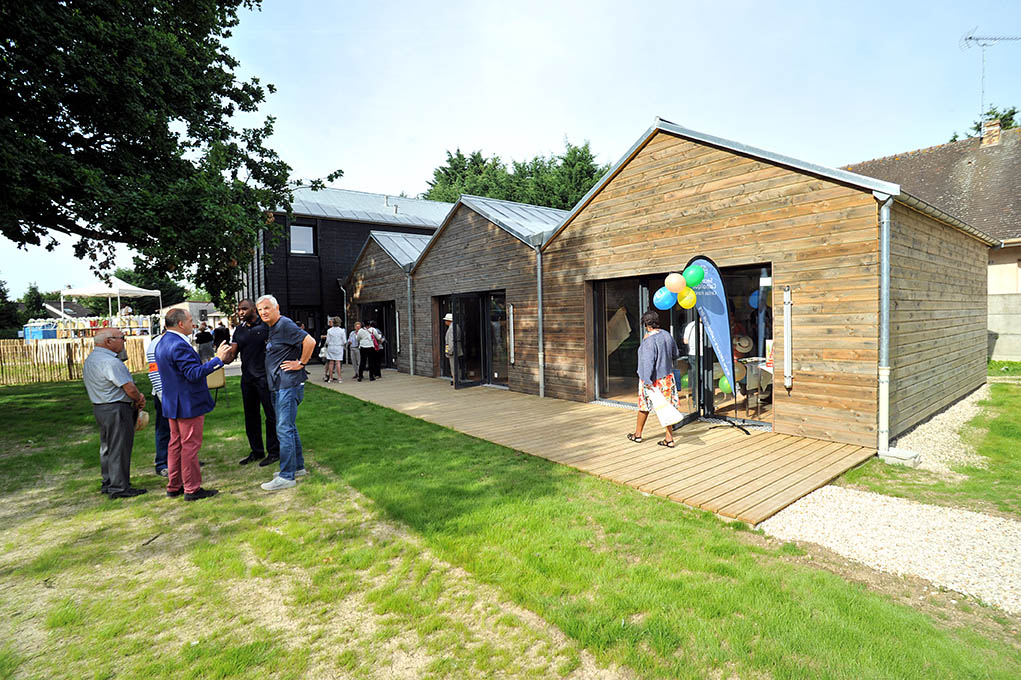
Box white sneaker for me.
[261,476,297,491]
[273,468,308,478]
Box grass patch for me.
[989,360,1021,376]
[0,376,1018,679]
[841,383,1021,517]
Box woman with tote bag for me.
[627,310,683,447]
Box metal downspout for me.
[406,271,415,376]
[876,193,893,458]
[338,283,348,330]
[535,245,545,398]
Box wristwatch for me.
[299,361,306,366]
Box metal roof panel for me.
[288,187,453,227]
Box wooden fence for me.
[0,337,148,386]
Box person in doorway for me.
[443,313,454,386]
[627,310,681,448]
[365,320,384,379]
[227,299,280,468]
[256,295,316,491]
[83,328,147,498]
[321,316,346,383]
[355,320,377,381]
[145,328,171,477]
[195,322,214,362]
[348,321,362,380]
[156,308,230,501]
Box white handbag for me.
[647,386,685,428]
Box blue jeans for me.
[273,385,304,480]
[154,394,171,473]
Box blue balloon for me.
[749,290,760,309]
[653,286,677,310]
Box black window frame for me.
[289,222,317,255]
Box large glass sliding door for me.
[593,264,774,427]
[441,291,508,389]
[453,294,483,388]
[487,294,509,385]
[595,276,697,415]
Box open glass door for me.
[453,294,483,388]
[485,293,508,386]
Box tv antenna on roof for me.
[961,29,1021,133]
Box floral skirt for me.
[637,372,679,412]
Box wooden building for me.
[539,119,998,455]
[238,187,451,341]
[346,231,432,372]
[408,195,568,392]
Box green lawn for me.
[0,377,1018,679]
[840,383,1021,518]
[989,360,1021,377]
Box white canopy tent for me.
[60,275,162,318]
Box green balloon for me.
[719,376,732,394]
[683,265,704,288]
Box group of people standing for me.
[320,318,386,383]
[84,295,315,500]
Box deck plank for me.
[313,368,877,524]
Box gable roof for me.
[357,231,433,272]
[410,195,569,274]
[844,127,1021,242]
[543,117,1000,250]
[288,186,453,228]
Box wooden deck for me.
[314,368,875,525]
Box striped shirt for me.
[146,334,165,398]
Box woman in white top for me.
[321,316,347,383]
[356,320,384,381]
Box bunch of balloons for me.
[652,265,705,311]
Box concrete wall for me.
[988,245,1021,295]
[989,294,1021,361]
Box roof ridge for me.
[842,136,982,169]
[294,185,452,205]
[461,194,571,214]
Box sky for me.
[4,0,1020,297]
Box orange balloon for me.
[664,273,686,294]
[678,288,697,309]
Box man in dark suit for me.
[155,308,230,501]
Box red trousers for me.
[167,415,204,494]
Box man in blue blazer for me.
[155,308,231,501]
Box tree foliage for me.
[0,278,22,329]
[423,140,608,210]
[0,1,339,309]
[20,283,46,320]
[950,104,1018,141]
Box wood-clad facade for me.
[411,205,541,394]
[346,239,413,373]
[540,128,991,448]
[888,202,988,437]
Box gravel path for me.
[760,486,1021,615]
[891,384,989,475]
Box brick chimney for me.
[981,119,1002,147]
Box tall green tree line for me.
[423,140,608,210]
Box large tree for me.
[423,140,607,211]
[0,1,338,308]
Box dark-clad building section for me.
[238,187,452,342]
